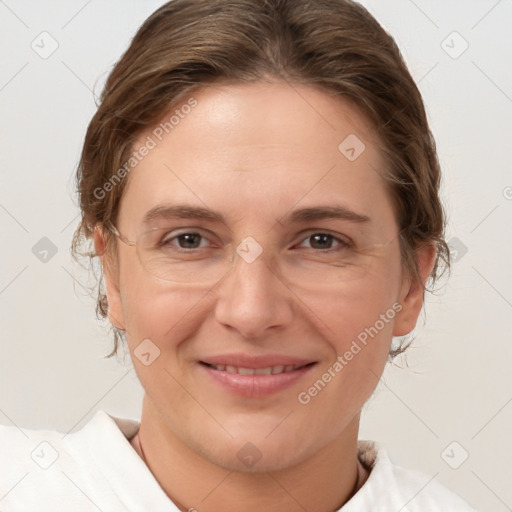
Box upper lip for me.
[199,354,316,369]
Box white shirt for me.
[0,410,477,511]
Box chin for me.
[195,432,318,474]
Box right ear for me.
[93,225,126,331]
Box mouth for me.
[198,357,317,398]
[200,362,313,375]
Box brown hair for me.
[72,0,450,359]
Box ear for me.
[393,243,436,336]
[93,226,126,331]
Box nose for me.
[213,243,294,339]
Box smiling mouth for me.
[200,361,315,375]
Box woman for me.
[0,0,477,510]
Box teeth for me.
[208,363,304,374]
[255,367,272,375]
[271,365,285,374]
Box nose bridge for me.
[227,233,281,290]
[214,233,292,337]
[235,235,266,266]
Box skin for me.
[94,81,435,512]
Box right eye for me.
[161,231,211,251]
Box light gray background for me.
[1,1,511,510]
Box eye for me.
[155,230,351,252]
[161,231,211,250]
[298,232,351,251]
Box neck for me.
[131,398,369,512]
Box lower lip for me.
[199,363,316,398]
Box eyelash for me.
[160,230,352,252]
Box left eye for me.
[298,233,349,251]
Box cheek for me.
[296,278,400,429]
[116,249,186,343]
[122,283,207,346]
[308,256,404,386]
[310,259,402,347]
[326,288,396,377]
[118,258,216,376]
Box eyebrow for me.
[142,204,371,226]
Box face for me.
[98,81,429,472]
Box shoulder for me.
[0,419,74,510]
[0,419,64,478]
[0,411,143,511]
[342,440,478,512]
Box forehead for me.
[118,81,396,234]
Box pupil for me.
[311,233,332,249]
[178,234,200,248]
